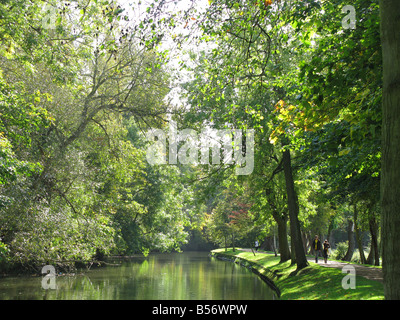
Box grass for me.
[211,248,384,300]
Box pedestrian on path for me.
[313,235,322,263]
[323,239,330,264]
[255,240,259,252]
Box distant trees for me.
[205,181,257,251]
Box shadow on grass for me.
[211,248,383,299]
[278,264,384,300]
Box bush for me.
[331,241,349,260]
[0,241,9,262]
[350,249,370,264]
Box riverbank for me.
[211,248,384,300]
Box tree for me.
[173,0,311,270]
[0,73,51,189]
[268,0,381,268]
[281,144,308,268]
[0,0,187,271]
[379,0,400,299]
[205,179,258,251]
[264,185,291,262]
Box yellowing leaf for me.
[269,135,278,145]
[339,148,351,156]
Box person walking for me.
[323,239,331,263]
[313,235,322,263]
[255,240,259,252]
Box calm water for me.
[0,252,275,300]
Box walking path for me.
[307,257,383,283]
[240,248,383,283]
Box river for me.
[0,251,276,300]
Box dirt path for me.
[240,248,383,283]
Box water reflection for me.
[0,252,275,300]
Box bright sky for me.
[116,0,212,109]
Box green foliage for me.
[331,241,350,261]
[204,178,260,249]
[0,240,9,263]
[0,0,385,276]
[0,75,51,176]
[0,0,195,272]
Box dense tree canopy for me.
[1,0,398,300]
[0,0,190,271]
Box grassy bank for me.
[211,248,384,300]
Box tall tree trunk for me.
[260,236,274,253]
[380,0,400,299]
[343,219,355,261]
[353,203,366,264]
[366,240,375,265]
[270,233,278,257]
[327,215,335,245]
[290,231,296,265]
[275,213,291,262]
[273,227,278,257]
[301,231,308,255]
[282,148,308,270]
[369,215,380,266]
[224,235,228,252]
[307,232,313,254]
[268,192,291,262]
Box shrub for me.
[331,241,349,260]
[0,241,9,262]
[350,249,370,264]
